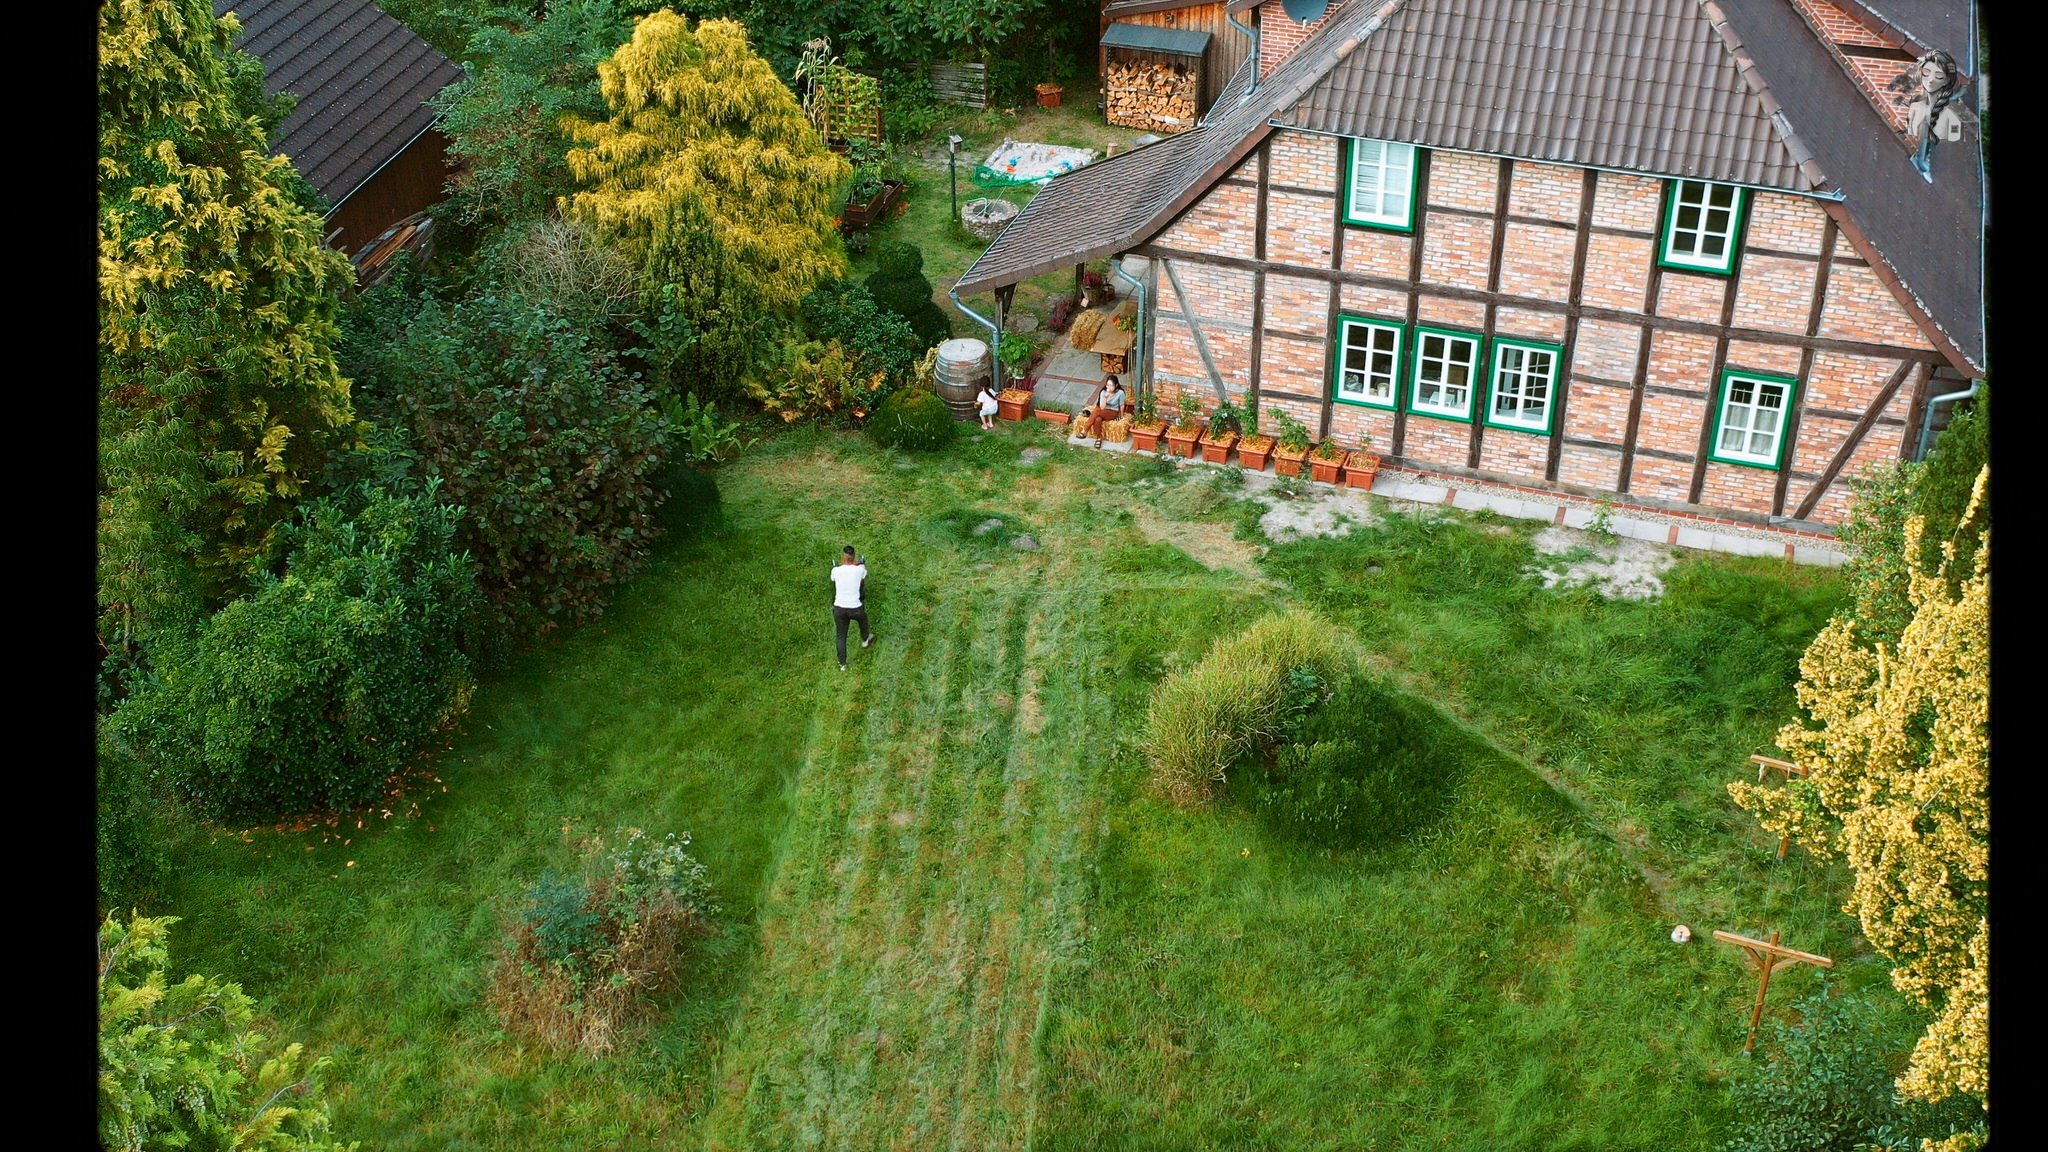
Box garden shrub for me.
[865,241,953,348]
[117,485,481,821]
[343,288,670,638]
[749,338,886,424]
[868,387,957,452]
[489,829,717,1055]
[1233,674,1467,850]
[800,279,924,389]
[96,722,166,914]
[1718,986,1983,1152]
[1145,610,1357,805]
[1912,379,1988,579]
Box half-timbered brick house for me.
[957,0,1984,532]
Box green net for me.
[971,139,1099,187]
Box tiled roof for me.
[216,0,464,208]
[1279,0,1819,190]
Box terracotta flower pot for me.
[997,389,1032,422]
[1036,408,1072,425]
[1308,447,1345,484]
[1236,435,1275,472]
[1199,431,1238,464]
[1165,427,1201,457]
[1036,82,1063,108]
[1130,422,1165,452]
[1273,444,1309,477]
[1342,452,1382,490]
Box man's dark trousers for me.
[834,605,871,665]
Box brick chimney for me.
[1258,0,1350,79]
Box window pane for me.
[1676,205,1701,233]
[1750,429,1775,456]
[1758,383,1785,410]
[1710,183,1736,209]
[1720,427,1747,453]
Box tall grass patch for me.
[1144,610,1356,805]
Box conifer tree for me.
[562,11,847,324]
[98,0,358,653]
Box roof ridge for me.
[1695,0,1834,193]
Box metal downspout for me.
[1112,255,1148,404]
[1917,379,1981,461]
[948,287,1004,389]
[1227,7,1258,94]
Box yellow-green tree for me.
[562,10,847,315]
[1731,467,1988,1124]
[98,0,358,653]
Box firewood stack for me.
[1105,60,1198,132]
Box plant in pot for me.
[997,383,1034,421]
[1200,397,1241,463]
[1164,390,1204,458]
[1271,410,1312,476]
[1308,437,1347,484]
[1129,390,1166,452]
[840,139,901,232]
[1341,432,1382,490]
[1035,32,1063,107]
[1033,398,1073,425]
[1079,268,1116,309]
[996,333,1039,387]
[1237,407,1276,472]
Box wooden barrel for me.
[933,338,990,422]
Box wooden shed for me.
[217,0,464,282]
[1099,0,1251,127]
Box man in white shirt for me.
[830,545,874,670]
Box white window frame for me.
[1408,327,1481,421]
[1710,370,1797,469]
[1485,339,1560,434]
[1661,180,1746,274]
[1344,138,1418,232]
[1334,316,1402,409]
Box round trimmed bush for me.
[869,387,957,452]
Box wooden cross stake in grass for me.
[1712,930,1833,1054]
[1749,754,1808,859]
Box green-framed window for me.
[1333,314,1402,408]
[1408,326,1482,422]
[1484,337,1562,434]
[1709,368,1798,469]
[1343,138,1419,232]
[1659,180,1747,274]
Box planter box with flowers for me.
[1163,389,1204,457]
[1342,438,1383,490]
[1199,397,1243,463]
[1036,81,1063,108]
[1270,409,1313,477]
[1236,432,1275,472]
[997,387,1034,422]
[1308,441,1347,484]
[1034,400,1074,425]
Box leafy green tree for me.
[563,11,847,322]
[342,287,669,636]
[118,484,481,820]
[99,913,356,1151]
[800,279,923,389]
[97,722,167,914]
[1911,381,1988,580]
[432,0,637,228]
[98,0,359,670]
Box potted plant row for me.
[1164,391,1203,458]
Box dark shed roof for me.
[1101,22,1214,56]
[216,0,464,210]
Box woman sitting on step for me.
[1082,376,1127,446]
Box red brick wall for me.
[1257,0,1351,79]
[1137,127,1946,526]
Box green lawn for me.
[156,426,1921,1149]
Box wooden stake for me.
[1712,929,1833,1054]
[1749,755,1810,860]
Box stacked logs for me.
[1105,60,1198,132]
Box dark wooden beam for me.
[1319,146,1346,442]
[1250,139,1269,421]
[1548,168,1600,482]
[1393,149,1432,458]
[1775,216,1837,515]
[1615,244,1665,494]
[1688,240,1748,505]
[1792,359,1920,521]
[1470,158,1512,469]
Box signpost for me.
[948,132,963,222]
